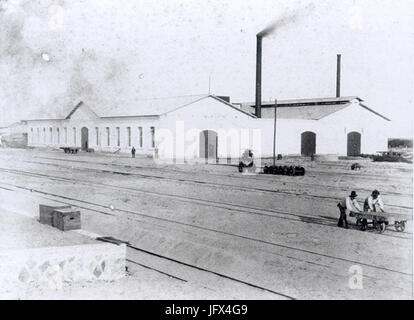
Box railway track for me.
[125,259,188,283]
[0,184,294,299]
[0,168,412,273]
[34,155,413,194]
[1,152,412,298]
[124,256,287,299]
[0,181,295,299]
[34,154,413,185]
[125,246,295,299]
[10,157,413,210]
[0,180,411,299]
[0,165,411,240]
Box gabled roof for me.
[92,94,255,118]
[96,94,209,118]
[25,94,256,121]
[235,96,390,121]
[359,103,391,121]
[267,103,351,120]
[65,101,84,119]
[239,96,362,106]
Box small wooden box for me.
[39,204,71,226]
[52,208,81,231]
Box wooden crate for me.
[39,204,71,226]
[52,208,81,231]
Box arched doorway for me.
[81,127,89,150]
[347,131,361,156]
[301,131,316,156]
[199,130,218,161]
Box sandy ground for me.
[0,209,96,250]
[0,147,412,299]
[0,202,274,300]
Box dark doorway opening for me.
[81,127,89,150]
[22,133,28,147]
[301,131,316,156]
[199,130,218,162]
[347,131,361,156]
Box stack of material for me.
[52,208,81,231]
[39,204,71,226]
[263,165,306,176]
[39,204,81,231]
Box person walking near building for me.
[131,146,136,158]
[337,191,362,229]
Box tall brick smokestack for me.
[336,54,341,98]
[255,36,262,118]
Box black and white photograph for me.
[0,0,413,302]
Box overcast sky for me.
[0,0,413,137]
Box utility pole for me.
[336,54,341,98]
[208,72,212,94]
[273,99,277,166]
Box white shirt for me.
[339,196,361,212]
[366,195,384,211]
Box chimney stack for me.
[255,36,262,118]
[336,54,341,98]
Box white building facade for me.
[26,95,261,160]
[238,96,390,157]
[25,94,390,160]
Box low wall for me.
[0,243,126,291]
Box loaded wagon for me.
[350,211,411,233]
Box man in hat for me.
[337,191,362,228]
[359,189,385,230]
[364,189,384,213]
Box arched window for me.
[150,127,155,148]
[126,127,131,147]
[116,127,120,147]
[347,132,361,156]
[301,131,316,156]
[106,127,110,146]
[199,130,218,160]
[138,127,143,148]
[95,127,99,146]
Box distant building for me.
[24,94,390,160]
[235,96,390,157]
[0,121,28,148]
[24,95,258,160]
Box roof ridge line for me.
[129,93,209,102]
[236,96,362,105]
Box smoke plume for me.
[257,4,315,37]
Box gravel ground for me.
[0,208,96,250]
[0,148,412,299]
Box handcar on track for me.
[350,211,410,233]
